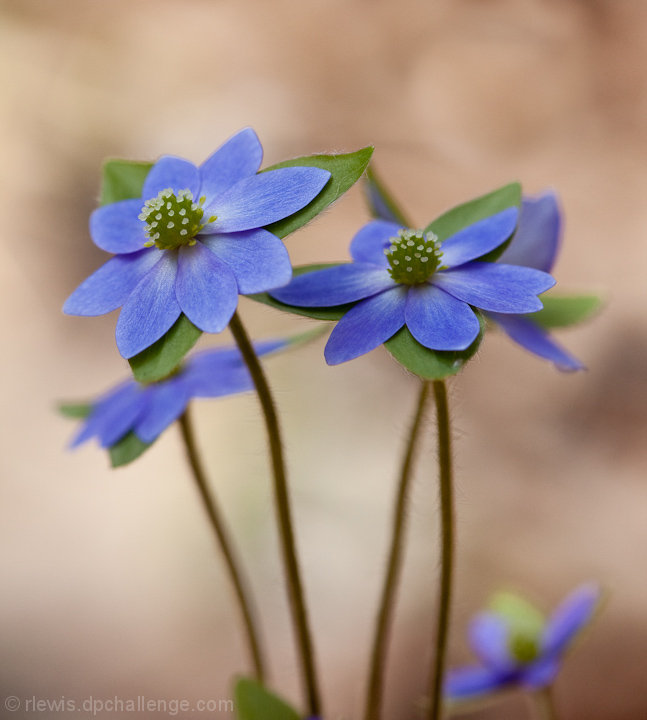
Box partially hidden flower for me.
[69,339,286,449]
[271,208,555,364]
[488,192,584,371]
[64,128,330,358]
[445,584,602,703]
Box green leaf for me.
[128,314,202,383]
[58,403,92,419]
[529,293,602,329]
[100,159,152,206]
[489,591,545,641]
[364,165,411,226]
[262,146,374,239]
[384,318,484,380]
[234,677,300,720]
[109,432,152,468]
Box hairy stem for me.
[533,687,559,720]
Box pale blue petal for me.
[63,249,164,316]
[201,229,291,294]
[468,612,516,671]
[365,182,404,225]
[444,666,506,701]
[521,658,560,689]
[432,263,555,313]
[541,584,600,657]
[349,220,403,266]
[271,264,396,307]
[116,253,181,358]
[141,156,200,199]
[134,379,190,443]
[405,284,480,351]
[490,313,584,371]
[203,166,330,233]
[199,128,263,202]
[184,365,254,398]
[176,242,238,333]
[499,192,561,272]
[89,199,148,254]
[324,287,407,364]
[440,207,518,268]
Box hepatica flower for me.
[445,585,601,702]
[271,208,555,364]
[64,128,330,358]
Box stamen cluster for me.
[384,229,443,285]
[139,188,214,250]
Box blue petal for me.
[133,378,190,443]
[489,313,584,371]
[176,242,238,333]
[204,166,330,233]
[116,253,181,358]
[349,220,402,266]
[271,264,397,307]
[432,263,555,313]
[444,666,506,701]
[440,207,519,268]
[324,287,407,364]
[201,228,291,294]
[520,658,560,689]
[141,156,200,199]
[90,199,148,254]
[404,284,481,351]
[63,249,164,316]
[498,192,561,272]
[541,584,600,657]
[365,183,404,225]
[198,128,263,202]
[468,612,516,671]
[184,365,253,398]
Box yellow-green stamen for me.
[139,188,216,250]
[384,229,443,285]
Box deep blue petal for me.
[349,220,403,266]
[141,156,200,199]
[324,287,407,364]
[175,242,239,333]
[541,584,600,657]
[468,612,516,671]
[203,166,330,233]
[89,199,148,254]
[440,207,519,268]
[498,192,561,272]
[201,228,291,294]
[116,252,181,358]
[134,379,190,443]
[489,313,584,371]
[63,249,164,316]
[271,264,396,307]
[404,284,481,351]
[520,657,561,689]
[444,666,506,701]
[198,128,263,202]
[366,183,405,225]
[433,263,555,313]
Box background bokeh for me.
[1,0,646,718]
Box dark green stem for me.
[228,311,321,717]
[364,381,431,720]
[427,380,455,720]
[533,687,559,720]
[178,409,266,681]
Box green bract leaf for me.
[109,432,152,468]
[58,403,92,419]
[489,592,544,641]
[234,678,300,720]
[529,293,602,329]
[364,166,411,226]
[128,314,202,383]
[100,159,152,206]
[263,146,374,239]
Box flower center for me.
[509,632,540,664]
[139,189,216,250]
[384,229,443,285]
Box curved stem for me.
[178,409,266,681]
[533,687,559,720]
[228,311,321,717]
[427,380,455,720]
[364,381,431,720]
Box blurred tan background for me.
[1,0,646,718]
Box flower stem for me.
[364,381,431,720]
[533,688,559,720]
[427,380,455,720]
[178,409,266,681]
[228,311,321,717]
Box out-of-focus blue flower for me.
[70,339,286,448]
[445,584,601,702]
[64,128,330,358]
[488,192,584,371]
[271,210,554,365]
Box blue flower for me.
[64,128,330,358]
[488,192,584,371]
[271,209,555,364]
[70,339,286,448]
[445,585,601,702]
